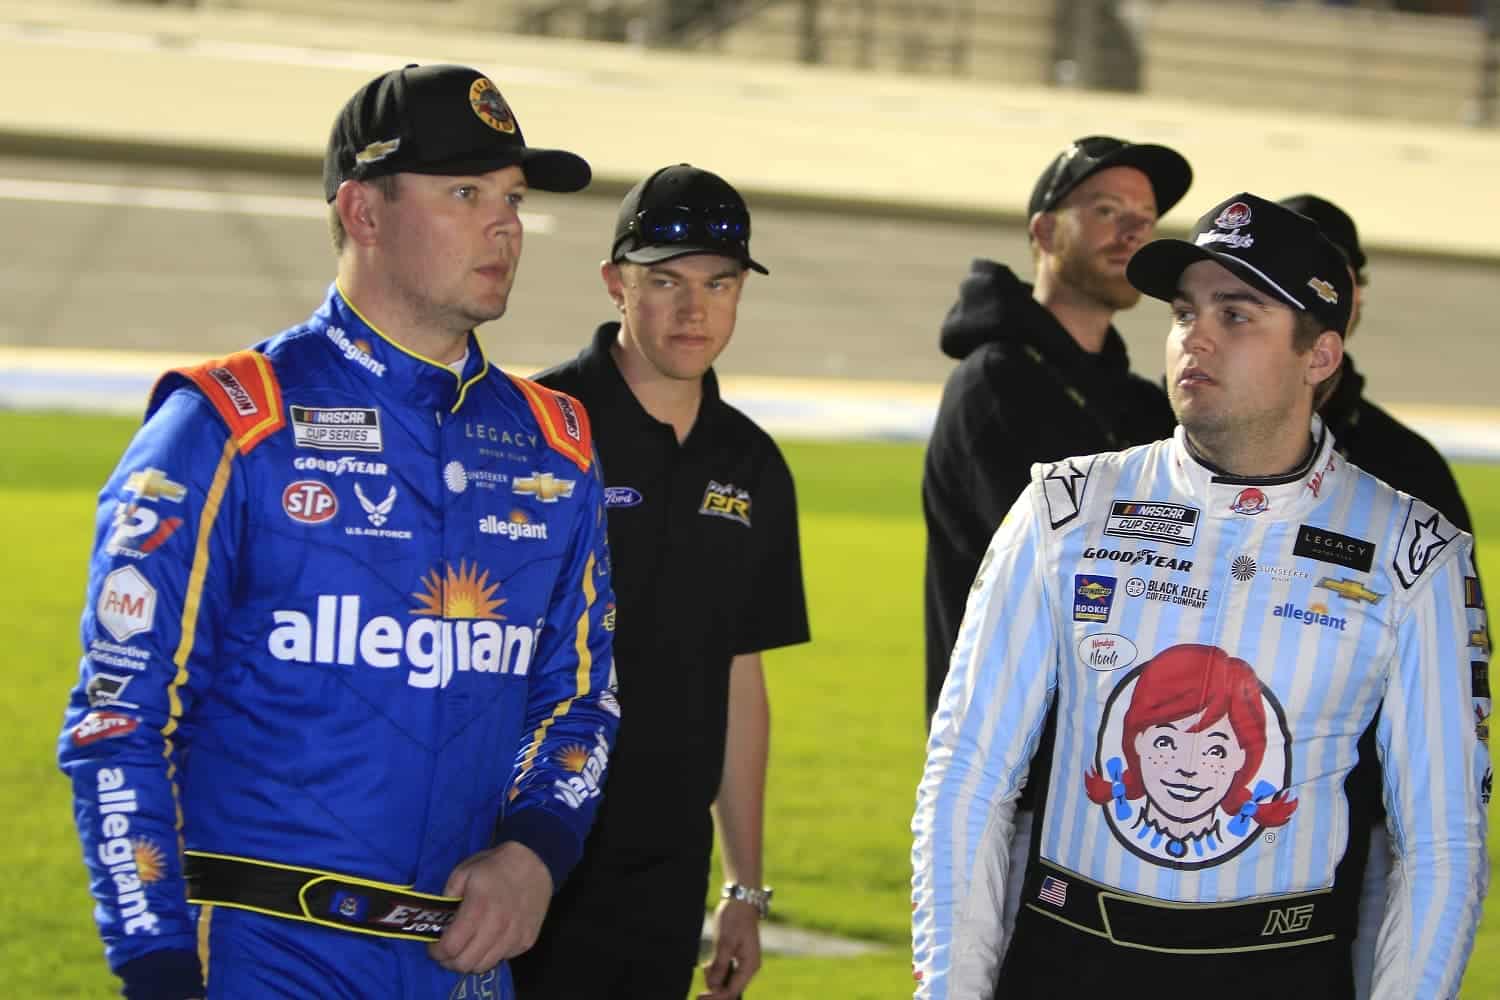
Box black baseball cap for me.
[1028,135,1193,217]
[323,64,591,201]
[1127,192,1354,335]
[1278,194,1367,283]
[610,164,768,275]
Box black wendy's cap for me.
[1127,192,1354,335]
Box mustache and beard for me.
[1052,229,1142,311]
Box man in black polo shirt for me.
[510,164,810,999]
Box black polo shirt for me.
[535,322,810,853]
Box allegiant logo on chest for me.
[266,562,538,688]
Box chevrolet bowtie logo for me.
[355,138,401,164]
[512,472,575,503]
[1307,277,1339,304]
[1317,577,1383,605]
[123,468,186,503]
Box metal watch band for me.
[721,882,773,919]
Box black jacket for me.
[923,261,1176,725]
[1321,355,1472,532]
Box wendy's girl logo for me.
[1085,643,1296,870]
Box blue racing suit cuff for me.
[118,948,204,999]
[496,807,581,892]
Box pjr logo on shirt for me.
[699,480,751,527]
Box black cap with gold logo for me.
[323,64,590,201]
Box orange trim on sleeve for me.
[172,351,285,453]
[508,375,593,473]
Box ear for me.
[1029,211,1056,254]
[334,180,381,249]
[1305,329,1344,391]
[600,260,627,313]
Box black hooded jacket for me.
[1321,355,1472,532]
[923,261,1176,734]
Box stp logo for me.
[1215,201,1253,229]
[283,481,338,524]
[1230,487,1269,516]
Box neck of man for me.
[1032,270,1113,355]
[1184,414,1316,480]
[610,337,703,445]
[337,271,471,366]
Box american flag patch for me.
[1038,875,1068,907]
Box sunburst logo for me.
[556,743,590,772]
[133,838,167,884]
[411,560,506,620]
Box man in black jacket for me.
[925,137,1193,715]
[922,136,1191,948]
[1279,193,1477,1000]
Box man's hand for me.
[698,897,762,999]
[428,841,554,973]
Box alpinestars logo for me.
[266,561,539,688]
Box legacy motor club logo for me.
[1085,643,1296,869]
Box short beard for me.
[1058,246,1141,311]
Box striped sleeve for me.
[1370,535,1489,1000]
[912,481,1059,1000]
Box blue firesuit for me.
[59,285,618,998]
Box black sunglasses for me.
[1037,136,1127,213]
[617,200,751,255]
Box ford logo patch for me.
[604,486,643,508]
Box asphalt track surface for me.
[2,152,1496,408]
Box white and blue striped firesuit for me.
[912,420,1489,999]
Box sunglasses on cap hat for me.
[611,164,768,274]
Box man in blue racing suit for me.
[58,64,618,999]
[912,193,1489,999]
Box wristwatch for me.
[721,882,773,919]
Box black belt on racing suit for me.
[1020,858,1336,954]
[184,850,460,942]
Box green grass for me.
[8,414,1497,998]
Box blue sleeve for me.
[497,447,618,889]
[1371,536,1489,999]
[57,388,245,985]
[912,482,1059,1000]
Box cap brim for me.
[1098,144,1193,217]
[619,243,769,276]
[1126,239,1301,310]
[400,148,592,193]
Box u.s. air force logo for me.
[1084,643,1296,869]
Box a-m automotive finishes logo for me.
[267,561,539,687]
[1084,643,1296,869]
